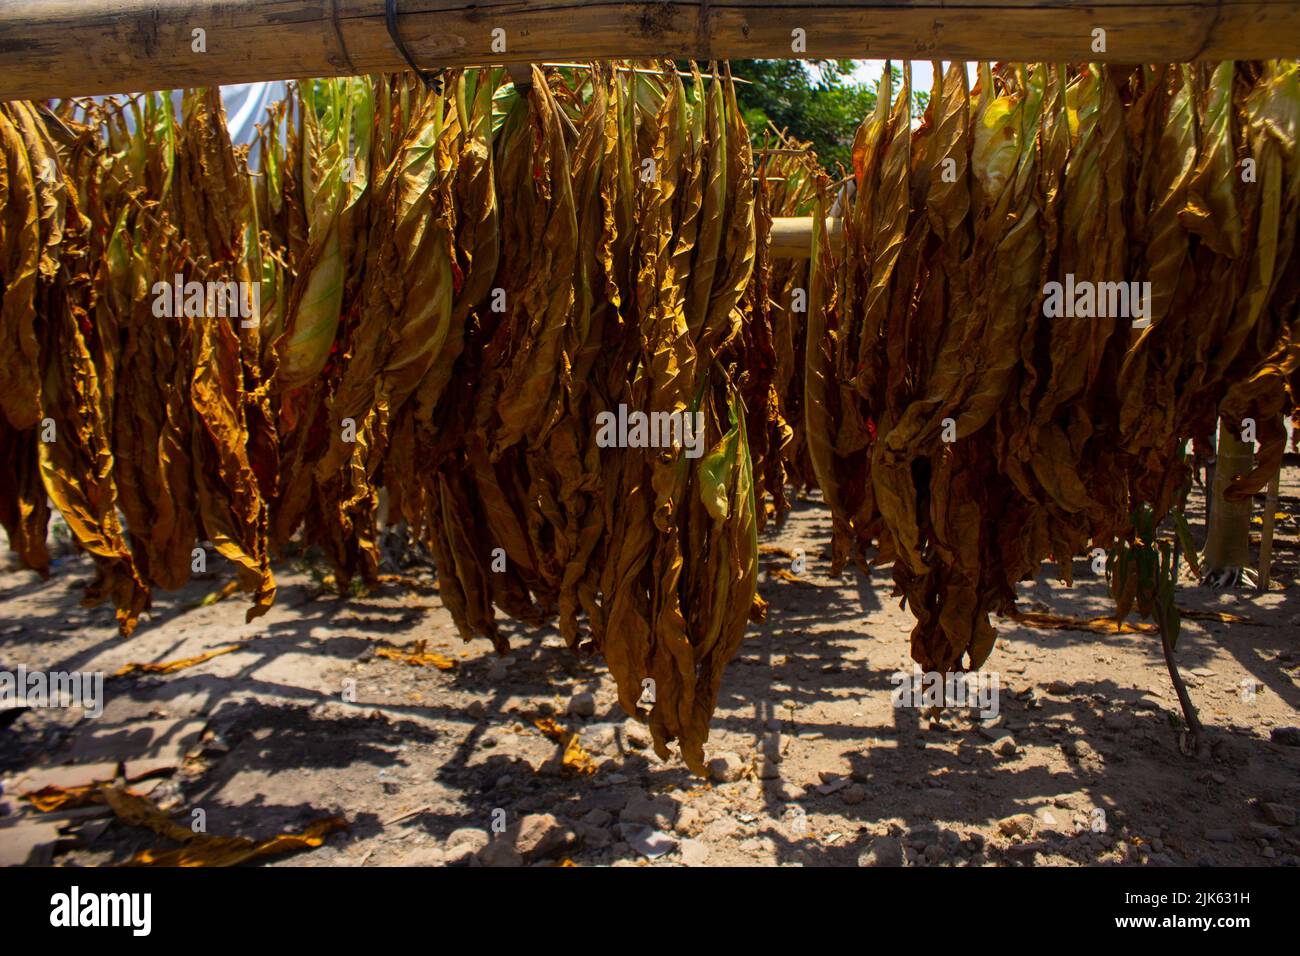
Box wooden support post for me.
[3,1,1299,102]
[1203,419,1255,586]
[505,63,534,93]
[1258,460,1282,591]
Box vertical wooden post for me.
[1258,460,1282,590]
[1203,419,1254,582]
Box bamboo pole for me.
[770,216,842,259]
[1203,419,1255,586]
[1258,462,1282,590]
[3,1,1299,102]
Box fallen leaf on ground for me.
[99,786,346,867]
[533,718,597,775]
[1010,610,1155,634]
[375,640,456,669]
[115,645,241,677]
[768,568,823,588]
[196,579,241,608]
[21,783,109,813]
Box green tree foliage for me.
[708,61,930,173]
[727,60,876,173]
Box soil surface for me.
[2,464,1298,868]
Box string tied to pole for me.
[384,0,444,94]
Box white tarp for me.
[220,81,290,147]
[78,81,290,150]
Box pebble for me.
[1247,822,1281,840]
[584,724,618,754]
[620,793,680,829]
[620,721,651,751]
[1205,828,1236,843]
[1007,841,1044,860]
[679,838,709,866]
[567,692,596,718]
[576,822,612,849]
[995,737,1018,757]
[621,825,677,860]
[906,825,938,848]
[514,813,575,859]
[978,726,1013,743]
[1270,727,1300,747]
[582,808,612,828]
[445,833,484,865]
[476,838,524,867]
[998,814,1035,839]
[840,784,867,806]
[405,847,447,867]
[708,751,746,783]
[701,817,740,842]
[1262,803,1297,827]
[817,777,850,796]
[857,835,903,867]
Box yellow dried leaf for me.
[100,785,345,867]
[533,717,596,774]
[21,784,105,813]
[115,644,241,677]
[375,640,456,670]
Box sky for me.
[850,60,978,92]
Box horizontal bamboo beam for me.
[769,216,842,259]
[3,1,1299,102]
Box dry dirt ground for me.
[1,465,1298,868]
